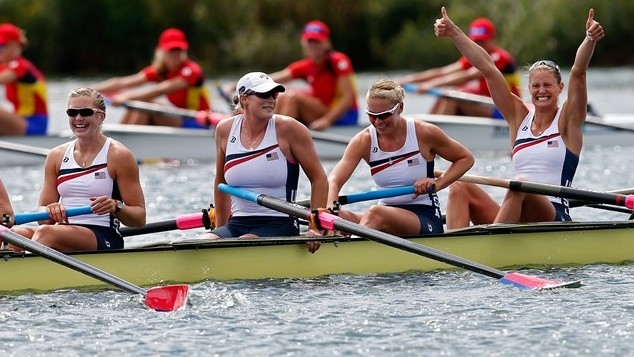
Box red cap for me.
[301,20,330,41]
[158,28,189,50]
[468,18,495,41]
[0,23,22,45]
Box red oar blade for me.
[144,284,190,311]
[500,272,582,290]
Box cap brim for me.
[469,35,491,41]
[302,33,327,41]
[159,41,189,50]
[251,83,286,93]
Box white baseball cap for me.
[235,72,286,98]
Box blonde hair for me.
[527,61,562,84]
[68,87,106,112]
[366,79,405,104]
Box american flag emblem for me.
[407,158,420,166]
[547,140,559,148]
[94,172,106,179]
[266,152,279,161]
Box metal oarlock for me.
[202,203,215,230]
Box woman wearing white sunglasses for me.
[326,79,474,236]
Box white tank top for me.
[57,138,120,228]
[512,108,579,205]
[224,115,299,217]
[368,118,438,208]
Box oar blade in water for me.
[500,272,582,290]
[145,284,190,311]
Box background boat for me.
[2,111,633,166]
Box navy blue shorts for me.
[390,204,444,234]
[553,202,572,221]
[25,114,48,135]
[210,216,300,238]
[334,108,358,126]
[77,224,124,250]
[491,107,504,120]
[181,117,208,129]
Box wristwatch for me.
[115,200,124,212]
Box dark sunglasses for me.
[365,102,400,120]
[245,90,279,100]
[529,60,560,72]
[66,108,103,117]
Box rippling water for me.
[2,72,634,356]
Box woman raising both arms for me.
[434,7,604,228]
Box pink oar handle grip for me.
[316,211,339,230]
[175,213,204,230]
[626,195,634,209]
[195,111,230,127]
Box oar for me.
[307,130,353,145]
[0,226,188,311]
[14,205,93,225]
[0,140,49,157]
[214,80,235,110]
[296,186,415,207]
[0,139,179,166]
[572,203,633,215]
[121,208,214,237]
[443,171,634,209]
[402,84,494,106]
[117,99,229,127]
[218,184,580,290]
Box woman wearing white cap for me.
[205,72,328,253]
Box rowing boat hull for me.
[2,220,633,293]
[2,113,633,166]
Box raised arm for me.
[434,7,525,127]
[562,8,604,131]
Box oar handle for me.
[14,205,93,225]
[120,211,209,237]
[297,186,417,207]
[342,186,415,204]
[110,98,229,127]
